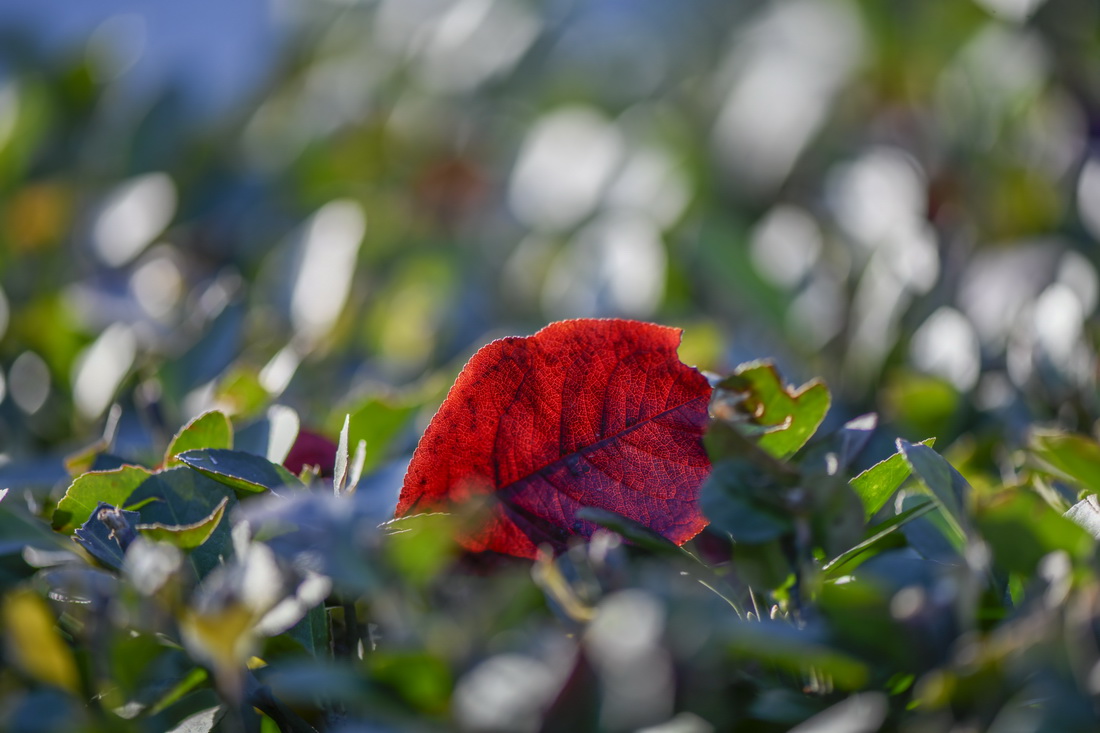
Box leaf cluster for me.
[2,360,1100,732]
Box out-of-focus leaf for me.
[898,439,970,542]
[576,506,694,558]
[164,411,233,468]
[976,489,1092,574]
[125,467,237,578]
[788,692,888,733]
[368,652,453,713]
[259,661,366,708]
[1064,495,1100,539]
[346,439,367,495]
[137,496,229,550]
[236,405,300,465]
[178,449,303,494]
[1,498,72,585]
[1,589,81,694]
[164,705,225,733]
[801,413,878,477]
[332,394,418,474]
[240,491,384,595]
[723,619,868,689]
[850,438,935,519]
[700,459,791,544]
[282,431,338,478]
[384,512,460,588]
[1030,430,1100,493]
[215,364,271,419]
[73,502,140,570]
[284,603,331,660]
[883,371,959,440]
[52,465,152,533]
[714,361,830,459]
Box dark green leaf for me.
[284,603,331,660]
[177,449,304,494]
[700,459,792,544]
[823,501,936,574]
[576,505,707,563]
[125,467,237,578]
[73,503,141,570]
[898,439,971,542]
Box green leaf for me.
[976,489,1093,574]
[164,411,233,468]
[715,361,830,459]
[849,438,935,519]
[823,501,937,574]
[177,449,304,495]
[137,496,229,550]
[1029,429,1100,493]
[576,506,693,558]
[285,603,331,659]
[125,467,237,578]
[898,439,971,543]
[52,465,153,533]
[700,459,792,544]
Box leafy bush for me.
[4,329,1100,732]
[3,1,1100,731]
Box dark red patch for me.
[284,429,338,477]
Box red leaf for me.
[284,429,338,477]
[395,319,712,559]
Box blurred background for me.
[0,0,1098,493]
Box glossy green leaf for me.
[823,501,936,574]
[898,439,971,543]
[52,465,153,533]
[164,411,233,468]
[177,449,303,494]
[137,496,229,550]
[849,438,935,519]
[715,361,830,459]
